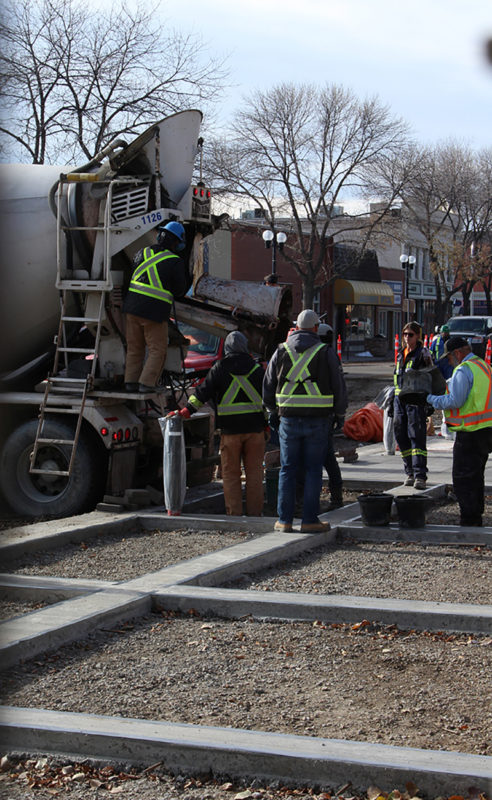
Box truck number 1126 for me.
[141,212,163,225]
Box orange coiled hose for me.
[342,402,384,443]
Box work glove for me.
[166,407,191,419]
[332,415,345,433]
[268,411,280,431]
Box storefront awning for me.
[334,279,394,306]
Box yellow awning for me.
[334,279,394,306]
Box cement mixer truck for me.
[0,110,292,519]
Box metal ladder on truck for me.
[29,175,121,480]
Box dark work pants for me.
[453,427,492,524]
[394,396,427,479]
[324,433,342,489]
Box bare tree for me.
[395,142,492,322]
[206,83,410,307]
[0,0,228,163]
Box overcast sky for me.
[163,0,491,150]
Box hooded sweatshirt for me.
[186,331,266,434]
[263,329,347,417]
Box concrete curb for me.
[152,585,492,634]
[0,591,150,669]
[0,707,490,796]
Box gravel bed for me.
[1,612,491,760]
[3,527,258,581]
[0,599,49,621]
[224,540,492,605]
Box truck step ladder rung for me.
[44,407,81,414]
[36,438,76,446]
[30,468,70,477]
[57,347,96,354]
[49,376,88,383]
[62,316,100,323]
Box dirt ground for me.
[0,371,490,800]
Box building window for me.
[378,310,388,337]
[312,291,320,314]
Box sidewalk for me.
[340,433,492,491]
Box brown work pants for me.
[124,314,168,387]
[220,431,265,516]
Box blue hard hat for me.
[158,220,185,244]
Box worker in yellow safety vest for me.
[169,331,267,517]
[263,309,347,534]
[427,336,492,526]
[123,221,189,393]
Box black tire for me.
[0,419,102,519]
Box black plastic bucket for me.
[394,495,430,528]
[357,493,393,526]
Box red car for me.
[179,323,224,381]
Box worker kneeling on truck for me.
[169,331,267,517]
[123,221,189,393]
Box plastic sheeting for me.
[343,402,384,443]
[159,415,187,516]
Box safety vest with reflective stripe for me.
[216,365,264,416]
[444,356,492,431]
[394,354,415,396]
[128,247,177,305]
[276,342,334,410]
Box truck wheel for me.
[0,419,102,519]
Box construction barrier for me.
[337,334,342,363]
[343,402,384,443]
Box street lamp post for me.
[262,229,287,275]
[400,253,416,322]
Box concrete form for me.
[0,452,491,795]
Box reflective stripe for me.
[128,247,177,304]
[188,394,203,411]
[400,448,427,458]
[394,356,414,396]
[276,343,334,409]
[445,356,492,431]
[217,366,263,416]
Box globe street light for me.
[262,229,287,275]
[400,253,416,321]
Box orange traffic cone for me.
[394,333,399,364]
[486,339,491,365]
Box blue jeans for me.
[278,416,331,524]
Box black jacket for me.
[186,353,266,435]
[263,330,347,418]
[123,246,189,323]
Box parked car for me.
[179,323,224,379]
[445,315,492,357]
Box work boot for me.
[403,475,414,486]
[300,520,331,533]
[326,487,344,511]
[125,382,139,392]
[274,520,293,532]
[414,478,427,490]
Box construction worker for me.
[169,331,267,517]
[263,309,347,533]
[123,221,189,393]
[430,324,454,437]
[393,321,433,489]
[427,336,492,526]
